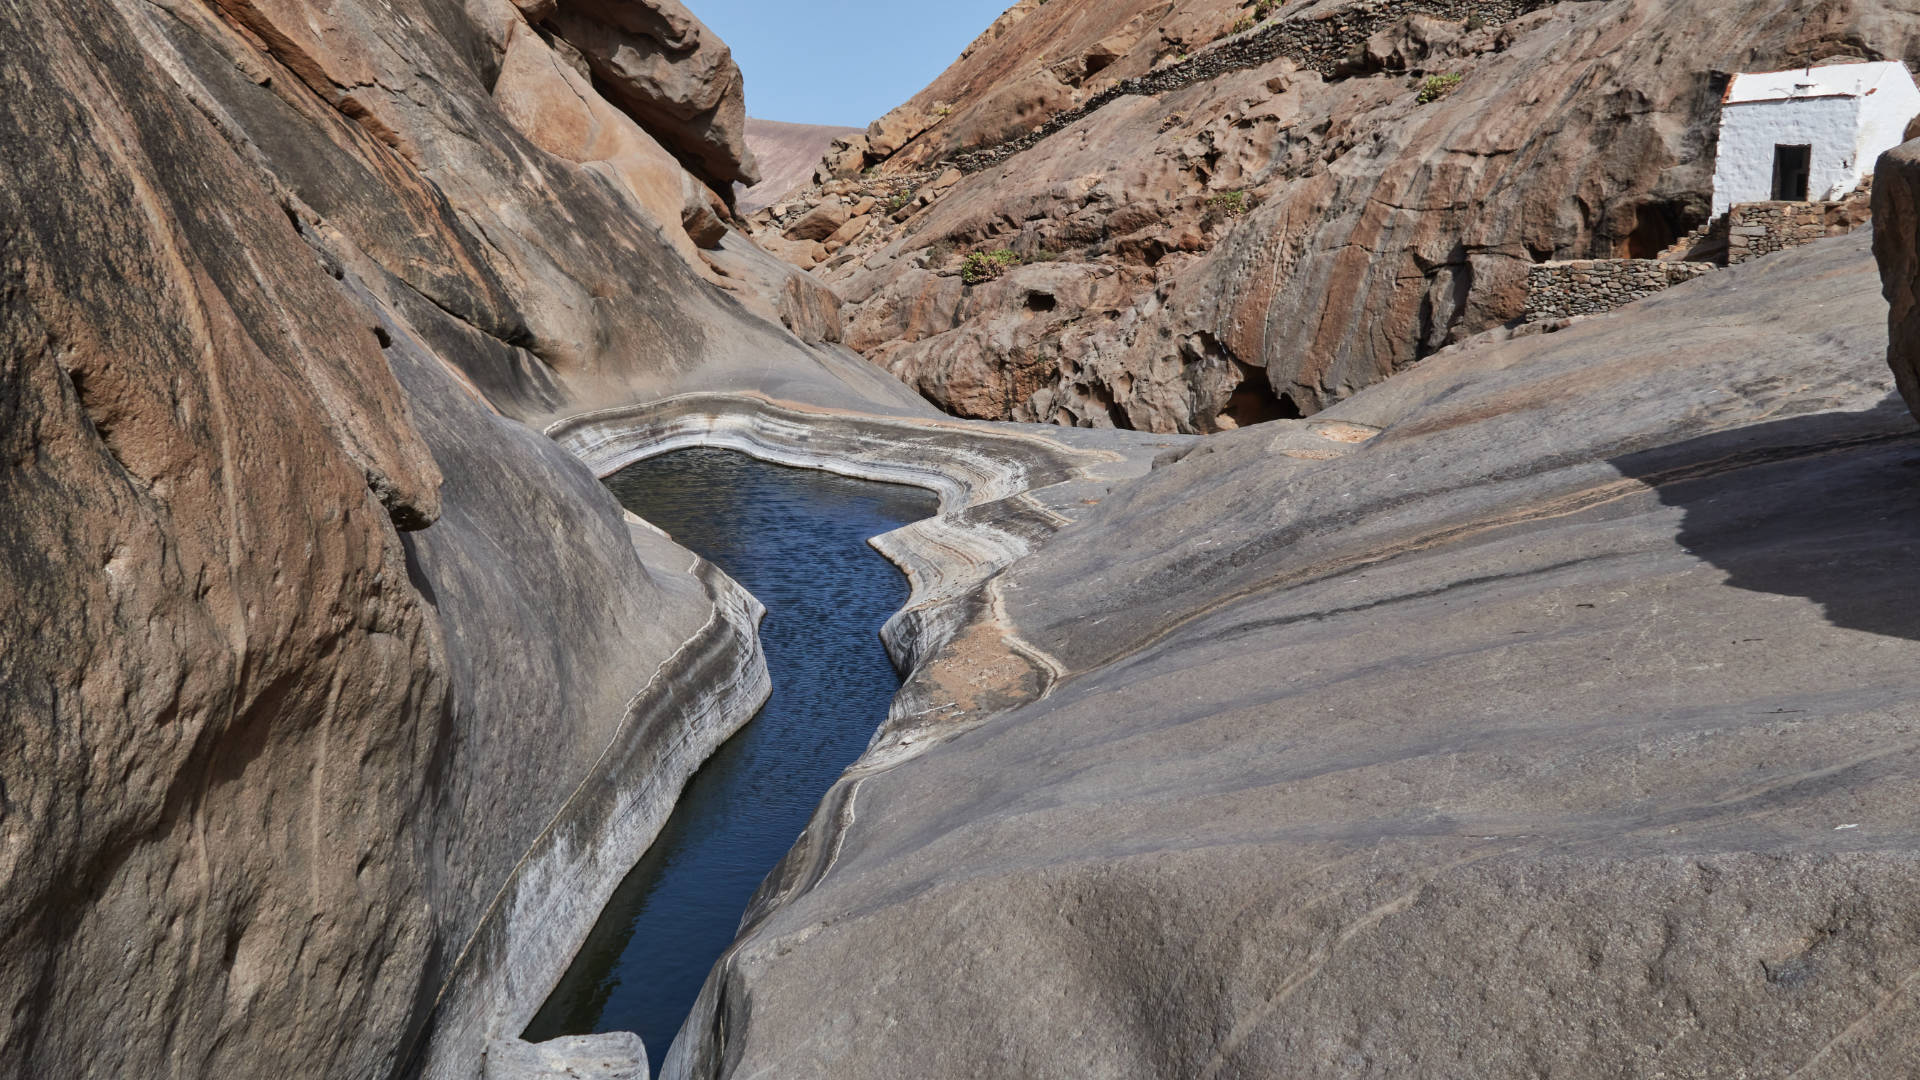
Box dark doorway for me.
[1772,144,1812,201]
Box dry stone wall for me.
[1727,195,1873,264]
[1525,260,1716,320]
[1532,186,1875,319]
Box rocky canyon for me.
[753,0,1920,432]
[6,0,1920,1078]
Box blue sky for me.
[692,0,1014,127]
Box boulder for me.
[784,201,852,242]
[546,0,761,190]
[1873,138,1920,419]
[825,214,872,247]
[682,187,731,248]
[816,132,872,183]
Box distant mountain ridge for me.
[739,118,863,213]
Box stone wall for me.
[1525,259,1716,320]
[1727,193,1873,264]
[1532,185,1876,319]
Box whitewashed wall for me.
[1712,96,1860,217]
[1857,78,1920,191]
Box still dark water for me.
[523,448,937,1072]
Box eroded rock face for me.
[1874,138,1920,418]
[493,21,724,262]
[545,0,761,190]
[0,0,886,1075]
[674,233,1920,1080]
[855,0,1228,169]
[760,0,1920,433]
[1,13,446,1076]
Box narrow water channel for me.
[523,448,939,1072]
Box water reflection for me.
[523,449,937,1072]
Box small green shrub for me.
[1207,190,1250,217]
[886,191,914,214]
[961,249,1023,284]
[1464,13,1486,31]
[1417,73,1463,104]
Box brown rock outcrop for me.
[855,0,1232,171]
[1875,138,1920,418]
[545,0,761,190]
[762,0,1920,433]
[493,21,723,261]
[0,0,895,1075]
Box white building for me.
[1710,61,1920,218]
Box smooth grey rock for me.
[670,233,1920,1080]
[487,1035,649,1079]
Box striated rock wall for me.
[762,0,1920,434]
[0,0,934,1076]
[1,12,448,1076]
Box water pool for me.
[523,448,938,1072]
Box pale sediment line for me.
[540,393,1153,1080]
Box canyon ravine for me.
[9,1,1920,1078]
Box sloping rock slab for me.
[668,233,1920,1079]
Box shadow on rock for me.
[1611,394,1920,641]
